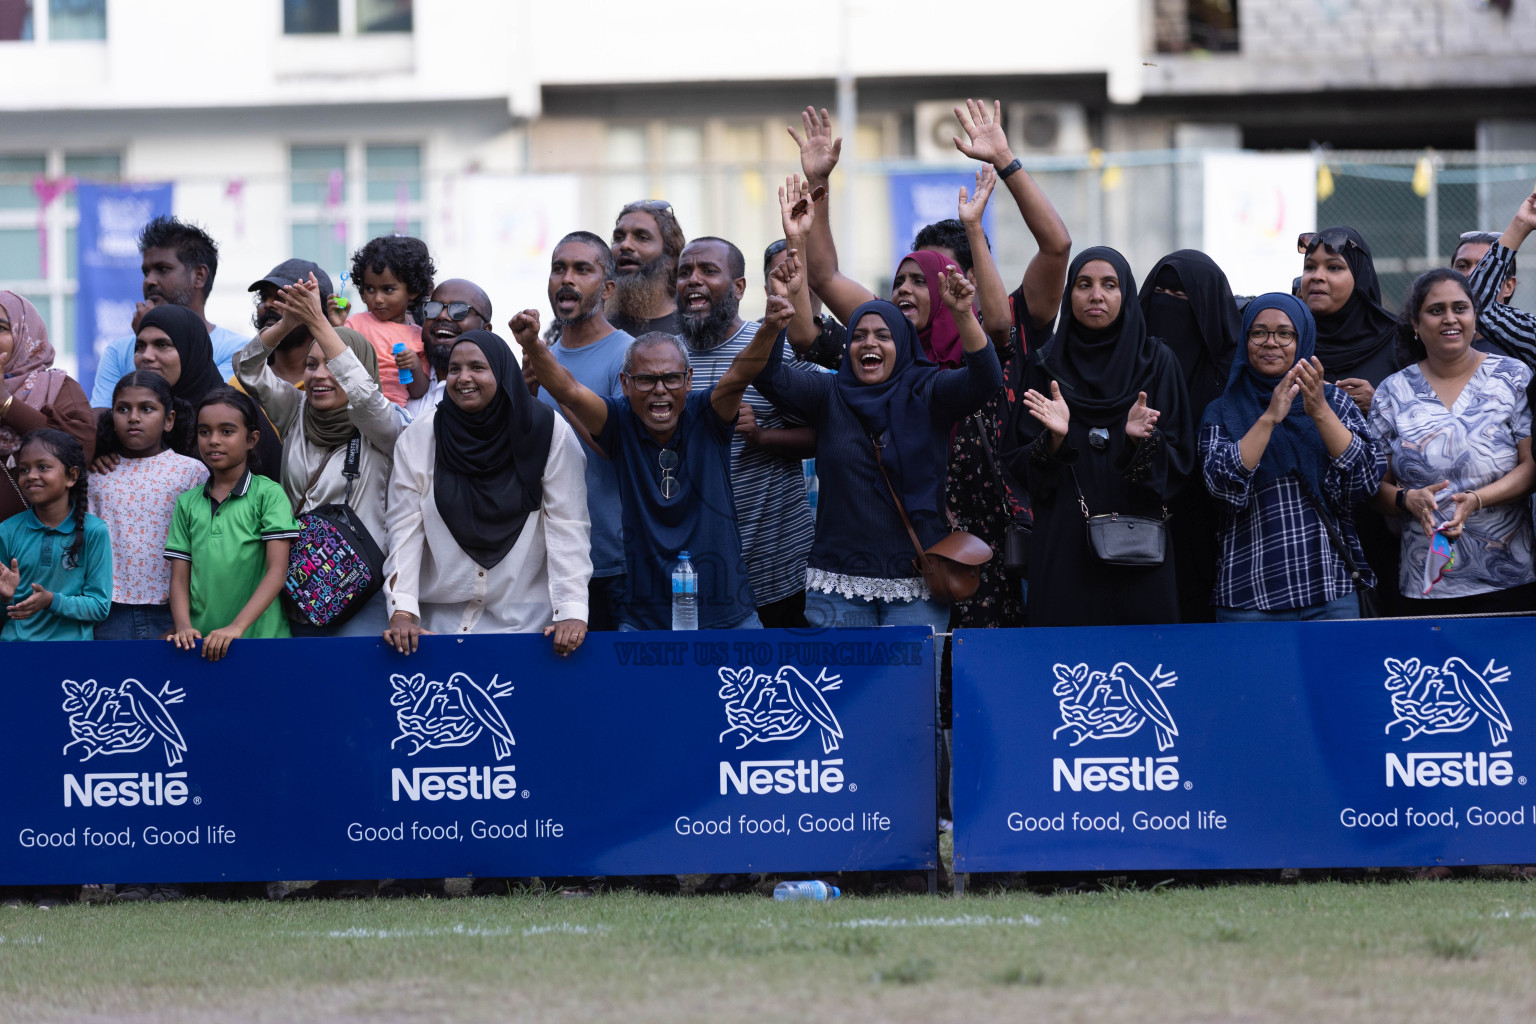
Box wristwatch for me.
[998,158,1023,180]
[1394,487,1408,511]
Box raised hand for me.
[508,309,542,351]
[1263,366,1301,425]
[939,266,977,316]
[1125,391,1161,440]
[779,175,818,240]
[0,557,18,602]
[958,164,997,227]
[1294,357,1332,419]
[767,248,803,301]
[272,276,325,329]
[1024,380,1070,440]
[1513,192,1536,234]
[787,107,842,184]
[762,294,796,332]
[952,98,1014,169]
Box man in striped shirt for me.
[674,237,818,628]
[1464,192,1536,369]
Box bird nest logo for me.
[60,678,188,767]
[717,666,844,755]
[1052,662,1179,752]
[1384,657,1512,746]
[390,672,514,760]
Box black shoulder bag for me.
[284,435,387,627]
[1068,466,1170,567]
[971,412,1031,577]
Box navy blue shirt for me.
[597,388,754,630]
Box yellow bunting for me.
[1100,165,1124,192]
[1087,148,1105,170]
[1412,156,1434,198]
[1316,163,1335,202]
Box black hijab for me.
[1038,247,1162,427]
[832,300,947,525]
[139,304,226,403]
[1306,226,1400,383]
[432,330,556,569]
[1138,250,1240,416]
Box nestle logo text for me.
[63,771,188,808]
[390,765,517,802]
[719,759,844,795]
[1052,756,1180,793]
[1384,751,1513,787]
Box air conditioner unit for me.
[913,101,974,164]
[1007,103,1091,155]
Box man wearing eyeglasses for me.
[511,287,796,632]
[529,231,635,631]
[1461,194,1536,369]
[403,278,493,420]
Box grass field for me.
[5,879,1536,1023]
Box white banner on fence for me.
[1202,152,1317,297]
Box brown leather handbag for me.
[873,440,993,604]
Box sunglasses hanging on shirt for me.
[657,448,680,499]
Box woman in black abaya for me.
[1139,250,1241,623]
[1004,247,1194,627]
[1299,226,1407,612]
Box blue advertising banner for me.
[76,182,173,397]
[887,170,997,273]
[1,629,935,885]
[953,621,1536,872]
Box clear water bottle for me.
[774,880,840,902]
[671,551,698,631]
[393,342,414,385]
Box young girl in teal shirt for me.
[0,429,112,641]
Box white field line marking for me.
[315,922,609,939]
[834,914,1044,929]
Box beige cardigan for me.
[235,335,401,545]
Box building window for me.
[283,0,410,35]
[1155,0,1240,54]
[0,0,106,41]
[288,142,424,293]
[0,149,122,363]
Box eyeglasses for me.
[422,301,487,323]
[1247,327,1299,345]
[1297,229,1363,255]
[657,448,680,499]
[423,300,487,323]
[625,371,688,392]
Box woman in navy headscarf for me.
[1200,293,1386,621]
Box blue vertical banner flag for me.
[887,170,997,274]
[76,182,173,397]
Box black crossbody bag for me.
[1068,466,1170,568]
[971,412,1031,576]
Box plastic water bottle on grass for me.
[773,880,840,902]
[672,551,698,631]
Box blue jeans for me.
[1214,592,1361,622]
[94,603,174,640]
[803,589,948,632]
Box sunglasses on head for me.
[629,199,673,213]
[422,300,486,323]
[1297,229,1363,255]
